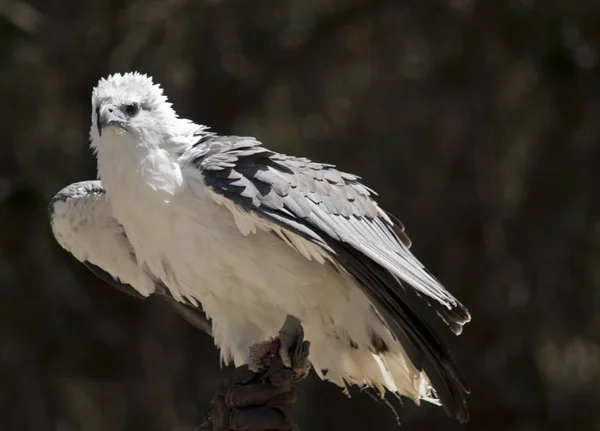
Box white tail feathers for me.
[308,329,438,406]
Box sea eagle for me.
[50,72,471,422]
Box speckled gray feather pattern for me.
[191,137,469,323]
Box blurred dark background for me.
[1,0,600,430]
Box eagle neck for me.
[94,133,185,215]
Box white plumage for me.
[50,72,471,422]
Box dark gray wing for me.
[192,136,470,422]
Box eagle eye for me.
[124,103,139,117]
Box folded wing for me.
[190,136,470,422]
[49,180,212,335]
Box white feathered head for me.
[89,72,183,145]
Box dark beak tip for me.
[96,110,102,136]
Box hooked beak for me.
[96,104,125,136]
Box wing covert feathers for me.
[193,136,471,422]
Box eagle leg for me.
[248,315,311,377]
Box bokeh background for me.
[2,0,600,430]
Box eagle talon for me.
[278,337,293,368]
[279,316,311,376]
[247,316,312,376]
[248,336,284,371]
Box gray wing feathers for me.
[194,137,468,322]
[194,136,471,422]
